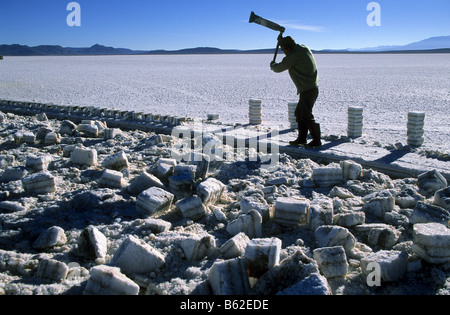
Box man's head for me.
[279,36,296,54]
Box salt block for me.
[309,196,334,231]
[26,155,52,172]
[197,177,225,205]
[33,226,67,250]
[408,111,425,121]
[363,191,395,219]
[333,211,365,228]
[176,196,207,220]
[77,123,98,138]
[208,258,251,295]
[348,107,363,115]
[0,201,26,212]
[44,132,60,145]
[60,120,77,136]
[274,197,310,226]
[180,233,216,261]
[144,218,171,234]
[418,169,447,197]
[83,265,139,295]
[434,186,450,210]
[361,250,408,282]
[315,225,356,253]
[127,172,165,195]
[101,151,129,170]
[219,232,250,259]
[22,171,56,194]
[412,223,450,264]
[207,113,220,120]
[0,166,27,183]
[70,147,98,167]
[409,201,450,225]
[136,187,174,215]
[226,209,262,239]
[77,225,108,261]
[111,235,165,274]
[312,165,343,187]
[240,194,270,221]
[154,160,175,181]
[340,160,362,180]
[169,167,195,199]
[103,128,122,140]
[36,259,69,283]
[244,237,282,278]
[98,169,123,188]
[367,225,400,249]
[313,246,348,278]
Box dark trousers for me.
[295,87,319,140]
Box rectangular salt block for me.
[274,197,310,226]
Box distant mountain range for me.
[1,36,449,56]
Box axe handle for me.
[272,31,284,63]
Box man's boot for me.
[306,123,322,148]
[289,124,308,146]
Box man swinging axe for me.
[270,35,321,148]
[249,12,321,148]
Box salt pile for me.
[0,111,449,295]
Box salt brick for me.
[111,235,165,274]
[313,246,349,278]
[176,196,207,220]
[127,172,164,195]
[274,197,310,226]
[197,177,225,205]
[434,186,450,210]
[22,171,56,194]
[180,233,216,261]
[226,210,262,239]
[98,169,123,188]
[244,237,282,278]
[101,151,129,170]
[361,250,408,282]
[340,160,362,180]
[70,147,98,167]
[83,265,139,295]
[219,232,250,259]
[208,258,251,295]
[312,165,343,187]
[412,223,450,264]
[36,259,69,283]
[136,187,174,215]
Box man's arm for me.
[270,56,294,73]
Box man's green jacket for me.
[270,44,319,95]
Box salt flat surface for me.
[0,54,449,151]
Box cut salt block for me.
[180,233,216,261]
[36,259,69,283]
[312,165,343,187]
[197,177,225,205]
[101,151,129,171]
[136,186,174,215]
[127,172,164,195]
[111,235,165,274]
[274,197,310,226]
[219,232,250,259]
[361,250,408,282]
[70,147,98,167]
[226,209,262,239]
[176,195,207,220]
[98,169,123,188]
[244,237,282,278]
[208,258,251,295]
[83,265,139,295]
[22,171,56,194]
[313,246,348,278]
[412,223,450,264]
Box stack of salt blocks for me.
[288,102,298,129]
[407,111,425,146]
[347,107,364,138]
[249,99,262,125]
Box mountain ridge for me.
[1,36,449,56]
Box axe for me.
[249,11,286,62]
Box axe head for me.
[249,11,285,33]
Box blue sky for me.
[0,0,449,50]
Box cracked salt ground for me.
[0,111,449,295]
